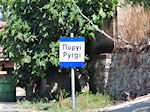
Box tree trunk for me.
[39,73,47,96]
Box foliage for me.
[31,89,71,102]
[127,0,150,8]
[18,91,113,111]
[0,0,117,86]
[0,0,15,20]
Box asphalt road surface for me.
[91,94,150,112]
[0,102,34,112]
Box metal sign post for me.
[71,65,75,109]
[70,33,75,109]
[59,33,85,109]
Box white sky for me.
[0,11,3,19]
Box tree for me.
[0,0,117,86]
[0,0,15,20]
[127,0,150,8]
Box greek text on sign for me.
[59,37,85,67]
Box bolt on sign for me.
[59,37,85,67]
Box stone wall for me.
[45,48,150,100]
[106,50,150,100]
[86,48,150,100]
[44,53,113,94]
[87,54,112,92]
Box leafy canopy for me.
[0,0,117,85]
[127,0,150,8]
[0,0,15,20]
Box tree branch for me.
[72,0,144,47]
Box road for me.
[0,102,32,112]
[0,87,34,112]
[0,88,150,112]
[91,94,150,112]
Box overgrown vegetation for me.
[18,91,113,112]
[0,0,117,87]
[0,0,15,20]
[126,0,150,8]
[118,6,150,45]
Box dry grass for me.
[62,92,112,111]
[118,6,150,45]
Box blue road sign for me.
[59,37,85,67]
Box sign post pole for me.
[59,34,85,110]
[70,33,75,109]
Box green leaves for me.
[43,4,50,9]
[22,56,31,63]
[0,0,15,20]
[99,8,106,19]
[58,17,65,25]
[0,0,118,86]
[126,0,150,8]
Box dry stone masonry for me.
[87,54,112,92]
[45,48,150,101]
[107,49,150,100]
[81,48,150,100]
